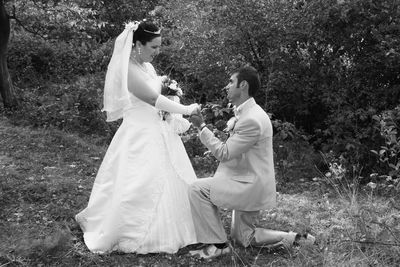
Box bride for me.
[75,20,200,254]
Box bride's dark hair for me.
[133,21,161,45]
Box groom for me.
[188,66,313,259]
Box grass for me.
[0,115,399,266]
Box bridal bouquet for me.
[159,75,191,134]
[160,75,183,120]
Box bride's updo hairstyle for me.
[133,20,161,45]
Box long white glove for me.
[155,95,199,115]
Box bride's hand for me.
[187,103,201,115]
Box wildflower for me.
[370,173,378,178]
[367,182,377,189]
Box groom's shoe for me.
[250,231,316,249]
[294,233,316,247]
[189,244,231,259]
[187,243,209,250]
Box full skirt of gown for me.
[75,103,198,254]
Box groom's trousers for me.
[188,178,228,244]
[189,177,261,246]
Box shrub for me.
[371,106,400,178]
[8,73,119,142]
[370,106,400,195]
[8,31,113,85]
[311,107,384,179]
[272,118,320,186]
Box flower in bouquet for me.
[161,75,183,98]
[160,75,183,120]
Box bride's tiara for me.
[125,20,161,35]
[143,28,161,35]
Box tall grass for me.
[313,152,400,266]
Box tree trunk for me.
[0,1,18,109]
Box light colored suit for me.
[189,97,277,246]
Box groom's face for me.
[226,73,241,106]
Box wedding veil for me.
[102,22,139,121]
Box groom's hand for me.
[187,103,201,115]
[189,114,204,129]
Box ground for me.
[0,115,399,266]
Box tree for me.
[0,0,18,108]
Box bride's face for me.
[139,37,162,63]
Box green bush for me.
[371,106,400,191]
[272,118,319,184]
[8,73,119,141]
[8,31,113,85]
[311,107,383,178]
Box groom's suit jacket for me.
[199,98,276,211]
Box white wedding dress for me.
[75,62,197,254]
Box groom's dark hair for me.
[233,66,260,97]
